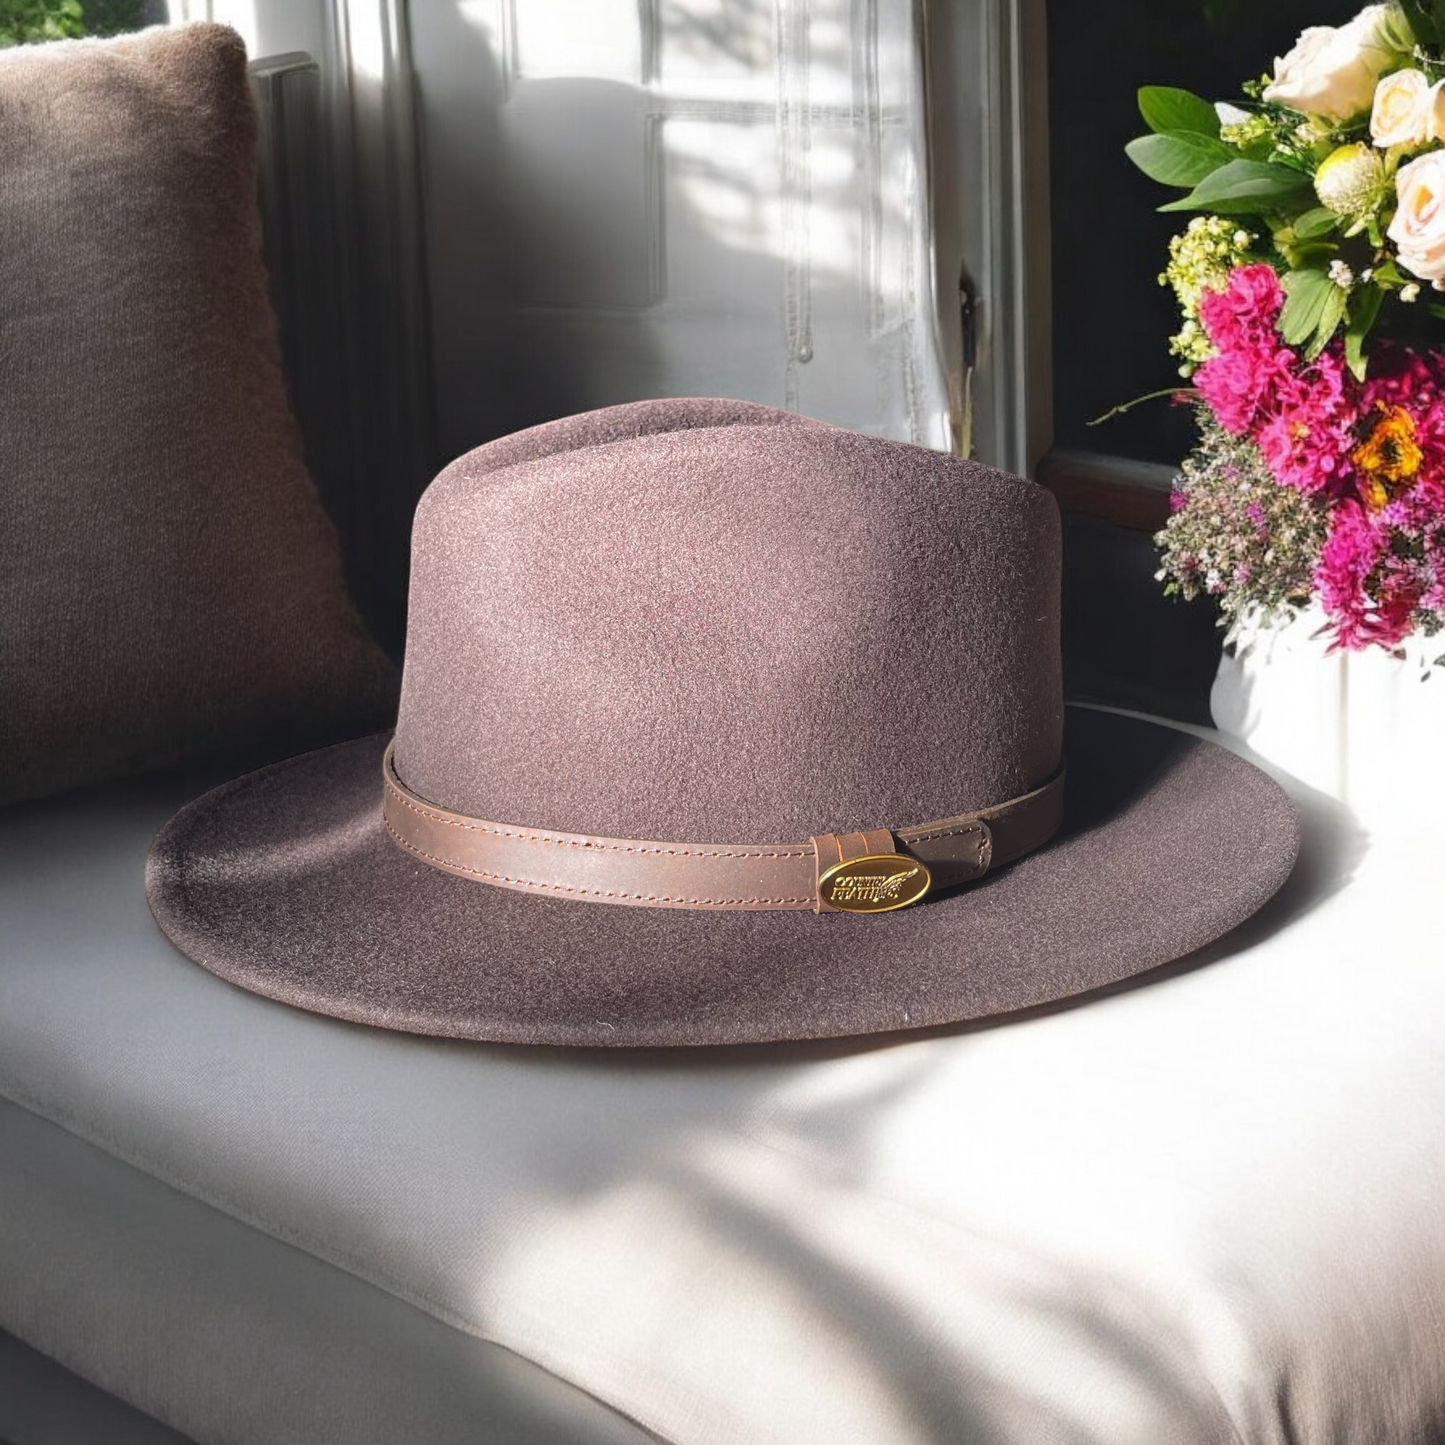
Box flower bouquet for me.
[1126,1,1445,664]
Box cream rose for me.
[1389,150,1445,287]
[1371,67,1434,146]
[1264,5,1398,121]
[1427,81,1445,143]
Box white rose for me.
[1370,67,1434,146]
[1389,150,1445,287]
[1426,80,1445,143]
[1264,5,1398,121]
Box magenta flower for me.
[1315,502,1416,648]
[1198,264,1285,352]
[1361,346,1445,490]
[1196,346,1291,434]
[1255,352,1355,497]
[1195,266,1294,436]
[1159,261,1445,653]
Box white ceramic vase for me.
[1210,608,1445,829]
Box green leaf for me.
[1138,86,1220,138]
[1344,284,1385,379]
[1305,288,1348,360]
[1159,159,1317,215]
[1278,267,1339,347]
[1291,208,1339,241]
[1399,0,1445,49]
[1288,247,1343,274]
[1126,132,1235,188]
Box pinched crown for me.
[393,400,1062,841]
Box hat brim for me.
[145,708,1298,1046]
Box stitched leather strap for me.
[382,743,1064,913]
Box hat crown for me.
[393,401,1062,841]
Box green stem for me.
[1087,387,1194,426]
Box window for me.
[0,0,159,46]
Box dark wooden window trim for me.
[1036,447,1175,532]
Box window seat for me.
[2,715,1442,1444]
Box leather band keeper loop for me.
[382,743,1064,914]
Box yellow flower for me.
[1315,141,1387,215]
[1352,405,1422,509]
[1358,474,1391,511]
[1161,217,1254,364]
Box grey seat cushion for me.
[3,729,1445,1445]
[0,1102,645,1445]
[0,772,647,1445]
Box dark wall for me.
[1061,515,1224,724]
[1047,0,1360,464]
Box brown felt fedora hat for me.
[146,398,1298,1047]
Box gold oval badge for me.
[819,854,931,914]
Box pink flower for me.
[1196,345,1297,434]
[1423,567,1445,614]
[1381,486,1445,610]
[1198,264,1285,353]
[1316,503,1379,647]
[1254,351,1356,496]
[1175,271,1445,650]
[1315,501,1417,648]
[1194,267,1310,439]
[1371,557,1425,644]
[1357,346,1445,500]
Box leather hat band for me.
[382,744,1064,914]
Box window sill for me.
[1036,448,1174,532]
